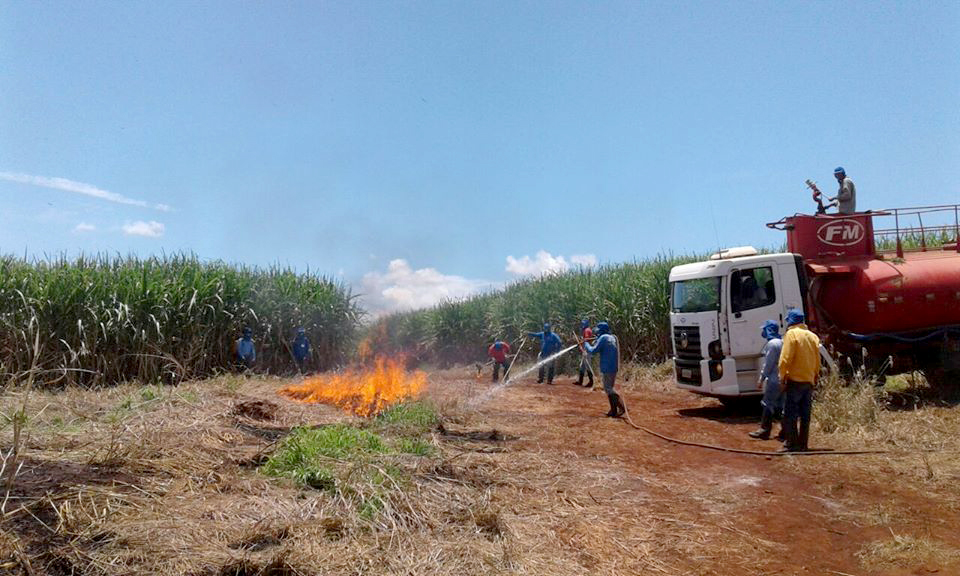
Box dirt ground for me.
[453,368,960,576]
[1,366,959,575]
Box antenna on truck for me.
[707,194,723,258]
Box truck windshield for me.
[671,277,721,313]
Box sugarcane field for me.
[3,3,960,575]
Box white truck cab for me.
[669,247,808,399]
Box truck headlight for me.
[709,360,723,381]
[708,339,724,360]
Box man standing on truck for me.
[584,322,624,417]
[749,320,784,440]
[576,318,595,388]
[830,166,856,215]
[778,310,821,452]
[528,322,563,384]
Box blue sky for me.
[2,1,958,314]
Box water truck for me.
[669,195,960,403]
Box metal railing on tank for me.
[872,204,960,258]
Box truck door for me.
[728,264,781,361]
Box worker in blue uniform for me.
[527,322,563,384]
[235,327,256,371]
[292,327,311,373]
[749,320,784,440]
[584,322,624,417]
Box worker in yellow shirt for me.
[777,309,821,452]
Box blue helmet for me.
[834,166,845,176]
[242,327,252,337]
[595,321,610,335]
[296,326,305,335]
[785,309,805,326]
[543,322,552,333]
[761,320,781,341]
[581,318,590,329]
[493,340,502,350]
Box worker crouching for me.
[487,339,512,382]
[584,322,624,417]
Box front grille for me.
[673,326,702,360]
[674,358,701,385]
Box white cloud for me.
[361,259,490,316]
[0,171,172,211]
[505,250,598,277]
[73,222,96,233]
[570,253,599,267]
[122,220,165,237]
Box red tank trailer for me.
[768,205,960,380]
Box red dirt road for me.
[441,369,960,576]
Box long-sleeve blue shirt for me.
[584,333,619,373]
[528,331,563,357]
[293,334,310,362]
[760,338,782,387]
[236,338,256,363]
[759,337,783,408]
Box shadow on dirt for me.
[677,403,761,423]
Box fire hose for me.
[571,328,896,456]
[572,330,596,382]
[615,398,915,457]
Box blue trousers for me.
[782,381,812,450]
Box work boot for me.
[586,374,594,388]
[748,410,773,439]
[775,427,786,442]
[605,394,617,417]
[798,420,810,452]
[780,421,799,452]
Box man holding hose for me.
[575,318,595,388]
[583,322,624,417]
[528,322,563,384]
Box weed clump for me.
[373,400,439,432]
[814,374,884,434]
[261,424,387,486]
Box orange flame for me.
[279,356,426,417]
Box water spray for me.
[467,343,579,406]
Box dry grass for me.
[0,371,643,575]
[2,364,960,575]
[810,373,960,491]
[858,531,960,571]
